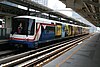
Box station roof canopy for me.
[0,0,69,19]
[59,0,100,27]
[0,0,89,27]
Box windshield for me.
[11,18,28,35]
[0,21,2,25]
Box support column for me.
[5,16,12,36]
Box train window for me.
[11,18,28,35]
[46,26,55,32]
[0,21,2,25]
[28,19,35,35]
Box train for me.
[0,19,5,28]
[9,16,89,48]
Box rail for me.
[0,34,93,67]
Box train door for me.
[62,24,65,37]
[74,26,78,35]
[77,27,79,35]
[78,27,81,34]
[72,26,76,36]
[68,25,71,36]
[68,25,73,36]
[65,24,69,36]
[55,23,62,38]
[82,28,85,34]
[75,27,78,35]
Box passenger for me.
[18,23,23,34]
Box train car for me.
[0,19,5,28]
[10,16,56,48]
[9,16,89,48]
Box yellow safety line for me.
[56,43,87,67]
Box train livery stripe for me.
[33,23,41,41]
[33,23,55,41]
[10,37,26,40]
[41,23,55,26]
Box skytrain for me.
[0,19,5,28]
[9,16,89,48]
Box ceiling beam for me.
[0,0,4,2]
[60,0,100,27]
[83,0,100,7]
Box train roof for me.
[15,16,85,27]
[15,16,56,24]
[15,16,54,22]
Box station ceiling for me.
[59,0,100,27]
[0,0,89,27]
[0,0,69,19]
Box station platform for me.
[43,33,100,67]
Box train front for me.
[9,16,35,48]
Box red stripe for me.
[33,24,41,40]
[41,23,55,26]
[10,37,34,42]
[10,37,26,40]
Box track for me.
[0,43,31,60]
[0,34,93,67]
[0,34,84,61]
[0,36,74,60]
[0,49,31,60]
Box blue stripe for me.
[9,40,35,48]
[39,30,55,41]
